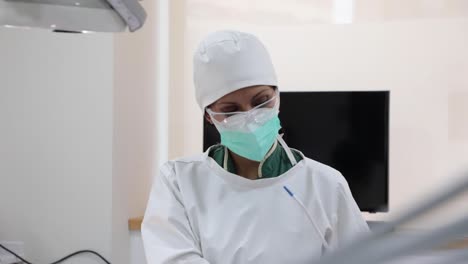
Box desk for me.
[129,216,144,231]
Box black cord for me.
[49,250,110,264]
[0,244,111,264]
[0,244,31,264]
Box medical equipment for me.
[427,250,468,264]
[0,0,146,33]
[314,171,468,264]
[283,186,331,252]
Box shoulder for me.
[300,157,361,221]
[300,156,349,192]
[152,153,210,192]
[160,153,208,175]
[161,144,224,175]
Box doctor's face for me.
[206,85,277,123]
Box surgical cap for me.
[193,30,278,111]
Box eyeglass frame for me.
[206,92,279,122]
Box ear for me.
[276,93,281,113]
[205,112,213,124]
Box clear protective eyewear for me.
[206,93,279,127]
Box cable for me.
[49,250,110,264]
[0,244,31,264]
[0,244,111,264]
[283,186,330,250]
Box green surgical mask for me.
[210,105,281,162]
[220,115,281,161]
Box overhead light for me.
[0,0,147,33]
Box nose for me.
[239,103,255,112]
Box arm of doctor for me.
[142,163,210,264]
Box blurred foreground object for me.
[315,171,468,264]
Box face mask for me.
[208,101,281,162]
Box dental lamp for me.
[0,0,146,33]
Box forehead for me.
[216,85,274,103]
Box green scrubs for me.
[208,141,303,178]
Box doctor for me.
[142,30,369,264]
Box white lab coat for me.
[142,149,369,264]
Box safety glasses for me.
[206,94,279,124]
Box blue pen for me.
[283,186,294,197]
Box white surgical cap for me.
[193,30,278,111]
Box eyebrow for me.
[216,87,273,106]
[216,101,237,106]
[252,88,273,101]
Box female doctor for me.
[142,30,369,264]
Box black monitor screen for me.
[203,91,389,213]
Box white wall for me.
[113,0,160,263]
[0,1,164,263]
[0,28,113,263]
[172,1,468,229]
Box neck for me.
[229,151,260,180]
